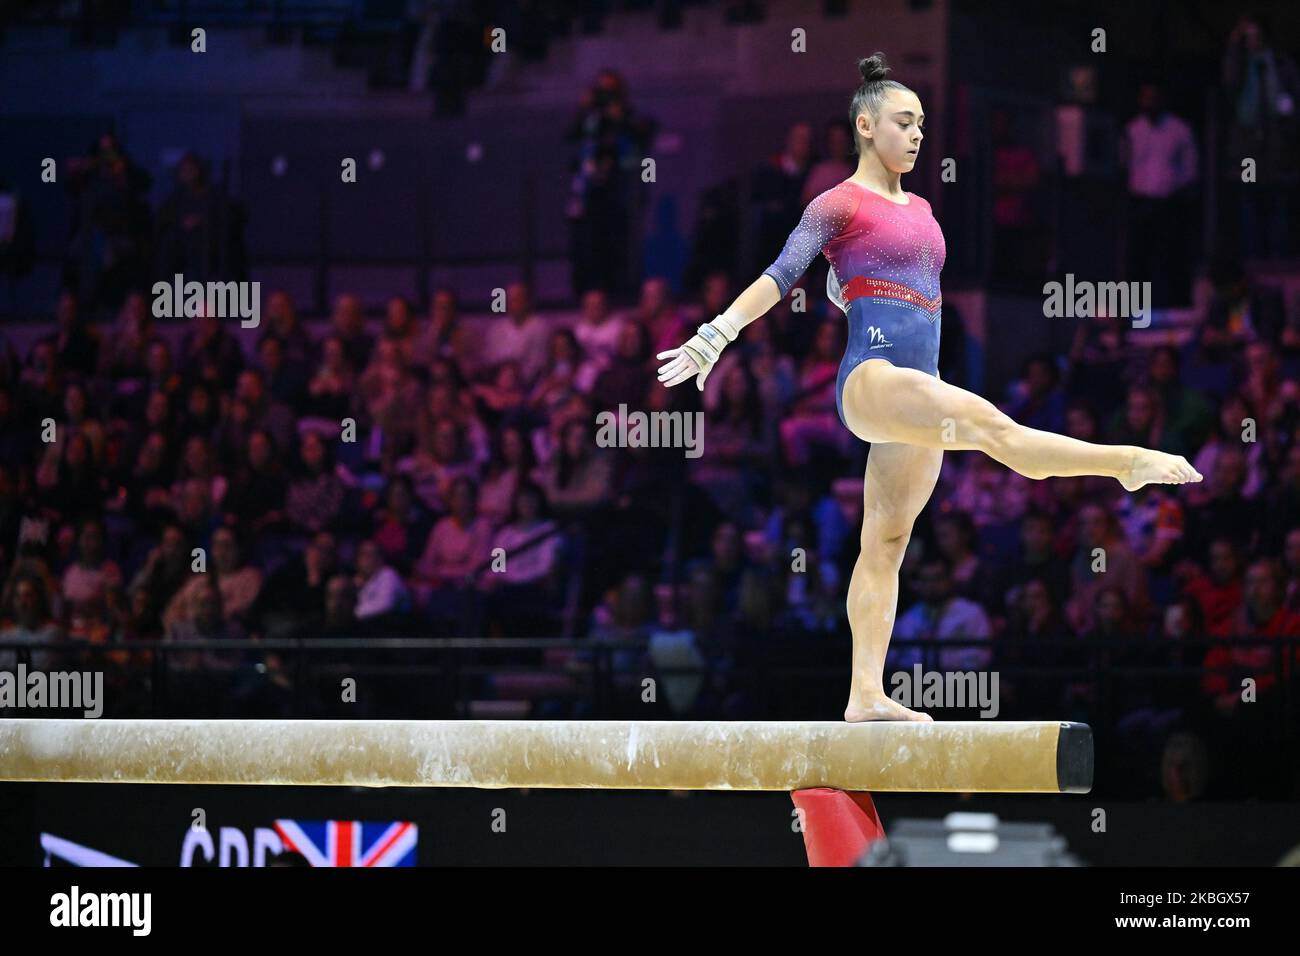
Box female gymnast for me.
[657,52,1202,723]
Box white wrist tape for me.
[681,314,741,370]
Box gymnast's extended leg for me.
[845,439,943,722]
[841,361,1201,489]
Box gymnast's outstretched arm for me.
[658,186,853,390]
[655,273,780,389]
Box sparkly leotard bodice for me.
[762,180,947,427]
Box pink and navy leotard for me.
[762,180,947,428]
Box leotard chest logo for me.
[866,326,893,349]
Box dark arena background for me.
[1,0,1299,898]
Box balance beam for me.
[0,719,1092,793]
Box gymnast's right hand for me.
[656,314,742,391]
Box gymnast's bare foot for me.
[1119,447,1203,492]
[844,692,933,722]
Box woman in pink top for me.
[657,53,1203,722]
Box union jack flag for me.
[273,820,418,867]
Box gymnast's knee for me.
[860,522,912,567]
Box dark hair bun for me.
[858,53,890,84]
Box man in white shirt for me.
[1123,83,1199,307]
[471,280,551,386]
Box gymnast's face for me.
[860,89,925,174]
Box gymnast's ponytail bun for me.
[858,53,890,84]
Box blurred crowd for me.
[2,252,1300,794]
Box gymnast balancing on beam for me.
[657,52,1203,724]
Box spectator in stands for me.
[366,475,431,576]
[1202,558,1300,710]
[1114,478,1185,576]
[172,435,226,519]
[687,363,772,527]
[174,477,218,543]
[178,381,220,443]
[1187,392,1266,506]
[769,509,839,632]
[43,290,101,379]
[37,431,106,526]
[353,538,409,623]
[1003,354,1068,434]
[59,517,121,626]
[1198,257,1288,360]
[889,557,993,673]
[180,309,243,387]
[0,572,61,670]
[162,524,260,633]
[259,290,313,373]
[933,510,995,606]
[286,430,346,534]
[318,572,358,637]
[1179,537,1245,637]
[988,108,1047,287]
[64,133,152,313]
[1221,14,1300,257]
[477,425,537,528]
[572,288,624,372]
[481,481,561,637]
[937,446,1031,529]
[399,417,480,514]
[330,293,374,372]
[256,335,306,410]
[1105,382,1165,450]
[752,121,814,270]
[565,68,656,296]
[358,338,423,442]
[222,429,288,533]
[250,532,340,640]
[414,475,493,629]
[128,522,190,638]
[1241,340,1295,430]
[1121,82,1198,307]
[802,119,856,203]
[1147,346,1213,457]
[587,572,655,677]
[98,291,152,380]
[1184,444,1262,557]
[1065,502,1149,634]
[1158,595,1209,683]
[142,339,182,409]
[470,360,530,426]
[1066,311,1129,402]
[779,319,851,467]
[163,575,245,674]
[474,280,549,386]
[382,296,417,365]
[536,418,614,518]
[533,328,600,404]
[590,319,653,414]
[999,575,1075,716]
[305,336,357,421]
[994,509,1071,616]
[411,287,462,369]
[155,150,243,284]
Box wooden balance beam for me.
[0,719,1092,793]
